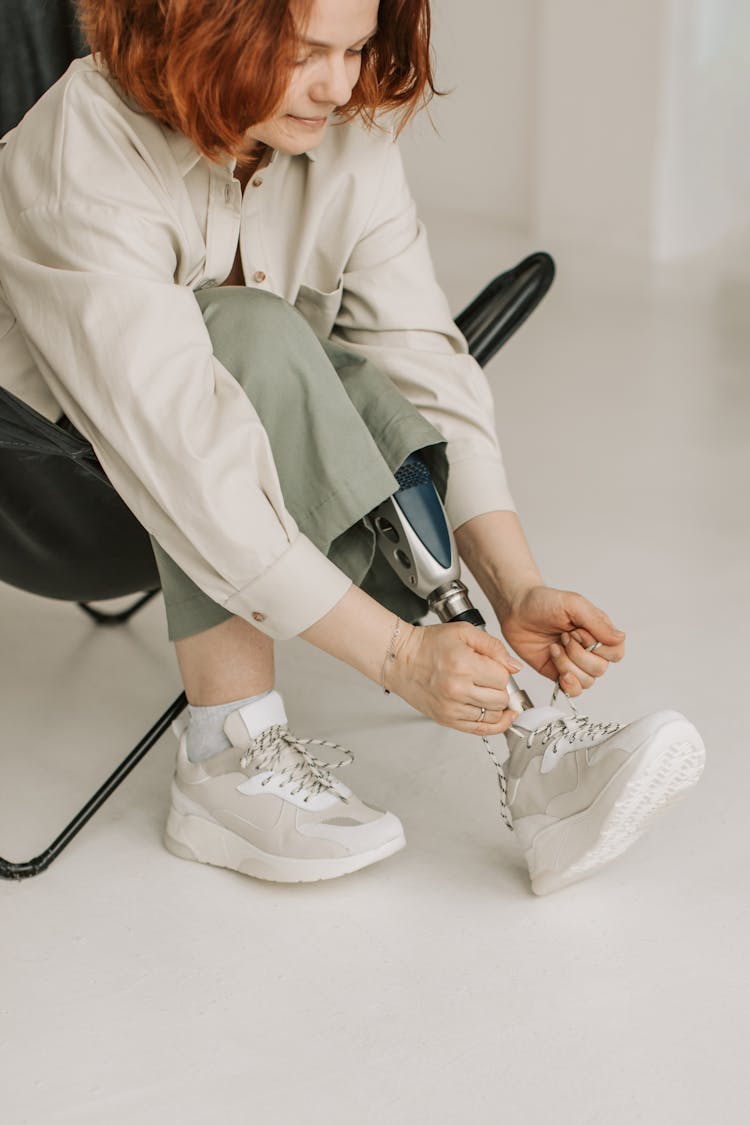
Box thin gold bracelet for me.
[381,616,402,694]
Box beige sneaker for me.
[501,700,706,895]
[163,691,406,882]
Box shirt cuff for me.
[444,455,516,530]
[224,533,353,640]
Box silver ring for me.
[478,707,486,723]
[587,641,602,653]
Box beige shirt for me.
[0,56,514,639]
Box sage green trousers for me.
[150,286,449,641]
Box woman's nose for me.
[311,55,356,107]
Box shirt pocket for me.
[293,280,343,340]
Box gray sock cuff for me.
[186,689,274,762]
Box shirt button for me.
[253,270,267,283]
[252,177,263,188]
[251,611,267,623]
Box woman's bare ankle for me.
[174,615,275,706]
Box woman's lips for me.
[288,115,328,128]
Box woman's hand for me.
[498,585,626,697]
[301,584,519,734]
[386,621,522,736]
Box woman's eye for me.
[295,44,367,67]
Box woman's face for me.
[244,0,380,155]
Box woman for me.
[0,0,703,895]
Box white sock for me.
[186,690,273,762]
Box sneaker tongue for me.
[512,705,566,732]
[224,690,288,750]
[223,692,334,789]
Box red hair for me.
[75,1,438,165]
[344,0,438,132]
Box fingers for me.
[464,635,521,730]
[446,685,512,731]
[569,629,625,663]
[550,629,625,695]
[549,647,586,695]
[459,704,519,737]
[561,633,610,677]
[433,707,516,737]
[566,594,626,648]
[468,628,522,677]
[448,625,519,717]
[550,641,596,694]
[462,686,511,719]
[472,708,518,736]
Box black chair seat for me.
[0,388,159,601]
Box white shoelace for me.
[479,734,514,832]
[483,686,621,833]
[240,694,620,826]
[521,706,621,756]
[240,724,353,803]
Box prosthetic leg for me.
[366,451,533,713]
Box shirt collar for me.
[224,146,318,173]
[164,130,317,179]
[163,128,204,176]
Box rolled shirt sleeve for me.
[332,138,515,530]
[0,201,351,639]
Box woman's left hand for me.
[497,585,626,696]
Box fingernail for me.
[551,644,561,657]
[571,632,583,644]
[561,633,570,646]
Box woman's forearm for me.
[300,583,411,687]
[300,567,522,735]
[302,510,541,678]
[453,510,543,621]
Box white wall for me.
[399,0,537,230]
[532,0,668,257]
[652,0,750,260]
[400,0,750,263]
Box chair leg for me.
[0,691,187,880]
[77,589,160,625]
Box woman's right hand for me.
[386,621,521,736]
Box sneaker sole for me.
[163,804,406,883]
[528,718,706,896]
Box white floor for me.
[2,217,749,1125]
